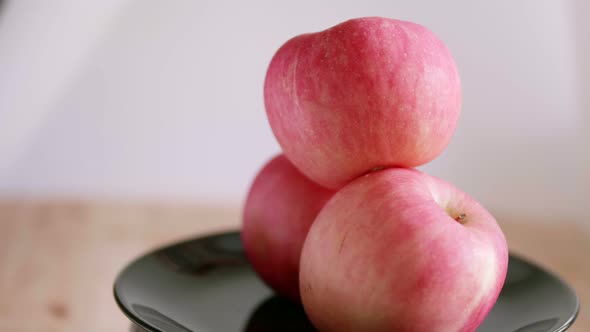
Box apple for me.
[264,17,462,189]
[242,154,334,301]
[299,168,508,332]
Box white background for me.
[0,0,588,224]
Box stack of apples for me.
[242,17,508,332]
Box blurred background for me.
[0,0,587,331]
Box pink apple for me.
[242,154,334,301]
[299,168,508,332]
[264,17,461,189]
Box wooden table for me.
[0,200,587,332]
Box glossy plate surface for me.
[114,232,579,332]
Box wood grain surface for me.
[0,200,587,332]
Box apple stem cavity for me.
[454,213,467,223]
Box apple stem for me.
[454,213,466,223]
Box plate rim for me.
[113,231,580,332]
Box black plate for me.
[114,232,579,332]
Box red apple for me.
[299,168,508,332]
[264,17,461,189]
[242,154,334,301]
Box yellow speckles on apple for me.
[379,19,395,30]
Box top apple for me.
[264,17,461,189]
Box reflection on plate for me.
[114,232,579,332]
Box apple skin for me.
[299,168,508,332]
[242,154,334,301]
[264,17,461,189]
